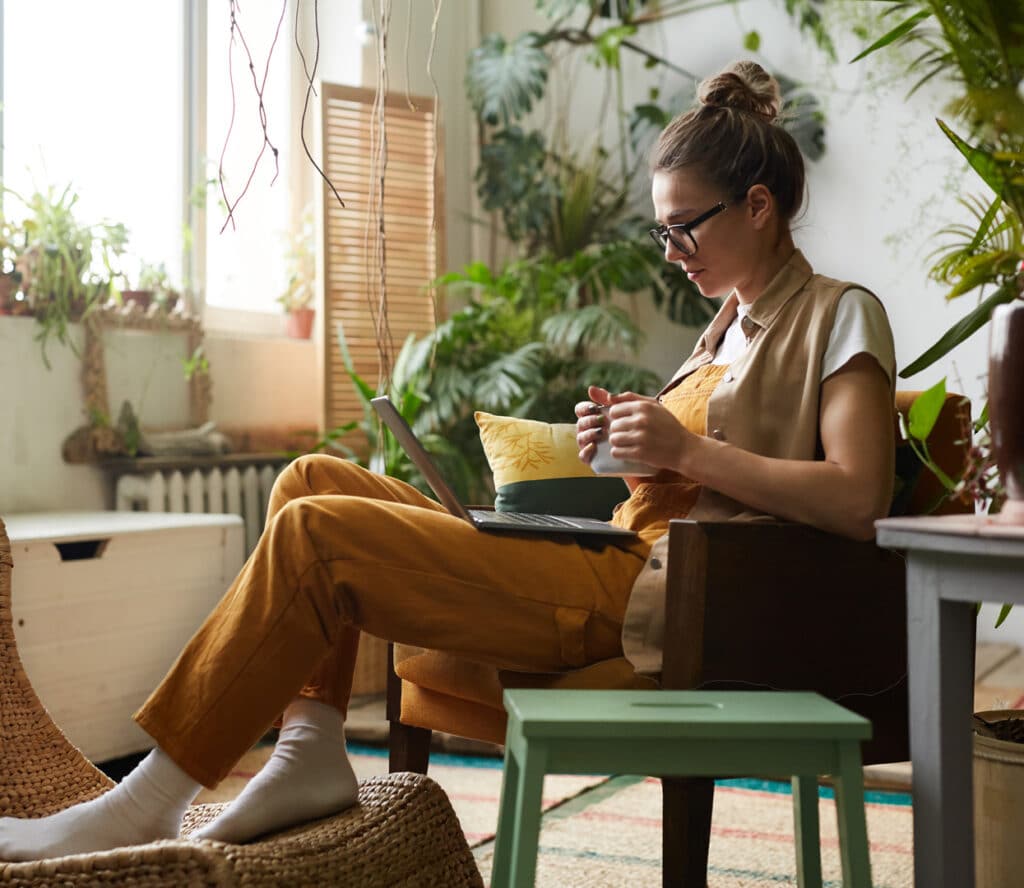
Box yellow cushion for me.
[474,411,628,519]
[474,411,593,486]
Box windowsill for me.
[203,305,295,340]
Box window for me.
[204,0,291,315]
[2,1,183,287]
[1,1,364,325]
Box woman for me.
[0,60,895,860]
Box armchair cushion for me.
[474,411,627,519]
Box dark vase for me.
[988,300,1024,523]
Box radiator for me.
[114,457,288,556]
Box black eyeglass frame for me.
[648,201,728,257]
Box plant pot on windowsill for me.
[285,307,315,340]
[974,710,1024,887]
[121,289,155,310]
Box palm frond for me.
[541,303,645,353]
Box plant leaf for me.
[936,119,1008,203]
[907,378,947,442]
[466,33,549,126]
[899,279,1020,376]
[589,24,638,69]
[995,603,1014,628]
[776,74,827,162]
[849,9,931,63]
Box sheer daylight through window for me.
[2,1,182,290]
[204,1,292,314]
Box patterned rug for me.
[196,743,914,887]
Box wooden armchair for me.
[387,391,971,887]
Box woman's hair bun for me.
[696,60,781,122]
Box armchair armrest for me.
[664,518,906,703]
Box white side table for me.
[876,513,1024,888]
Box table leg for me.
[907,560,977,888]
[791,775,822,888]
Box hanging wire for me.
[218,0,285,234]
[294,0,345,212]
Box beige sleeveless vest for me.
[621,249,895,675]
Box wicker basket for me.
[0,517,483,887]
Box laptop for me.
[371,396,636,538]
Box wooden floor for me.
[346,641,1024,794]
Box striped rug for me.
[196,743,913,887]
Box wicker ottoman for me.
[0,517,483,887]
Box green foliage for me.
[182,344,210,381]
[466,33,549,127]
[3,184,128,366]
[853,0,1024,379]
[299,327,476,502]
[466,7,834,327]
[415,250,661,499]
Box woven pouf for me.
[0,518,483,887]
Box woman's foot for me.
[193,698,358,844]
[0,749,200,861]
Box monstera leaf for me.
[467,33,550,126]
[776,74,827,162]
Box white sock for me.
[193,698,358,844]
[0,748,200,861]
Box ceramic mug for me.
[589,406,656,478]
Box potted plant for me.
[120,260,180,313]
[277,214,315,340]
[3,184,128,364]
[854,2,1024,883]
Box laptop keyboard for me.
[483,511,585,528]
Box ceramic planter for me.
[286,307,315,340]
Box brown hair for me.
[651,60,805,223]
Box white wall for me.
[0,316,319,514]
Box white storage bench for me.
[5,511,245,763]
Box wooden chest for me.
[5,511,245,763]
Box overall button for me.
[649,557,662,570]
[711,428,726,441]
[723,372,734,383]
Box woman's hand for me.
[576,385,697,474]
[574,386,612,465]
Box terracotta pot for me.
[121,289,155,309]
[286,307,315,340]
[988,301,1024,523]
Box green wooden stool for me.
[491,689,872,888]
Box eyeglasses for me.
[648,201,728,257]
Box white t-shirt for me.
[712,288,894,385]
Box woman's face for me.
[651,168,758,300]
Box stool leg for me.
[792,775,822,888]
[494,741,548,888]
[833,742,872,888]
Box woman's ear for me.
[746,184,774,229]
